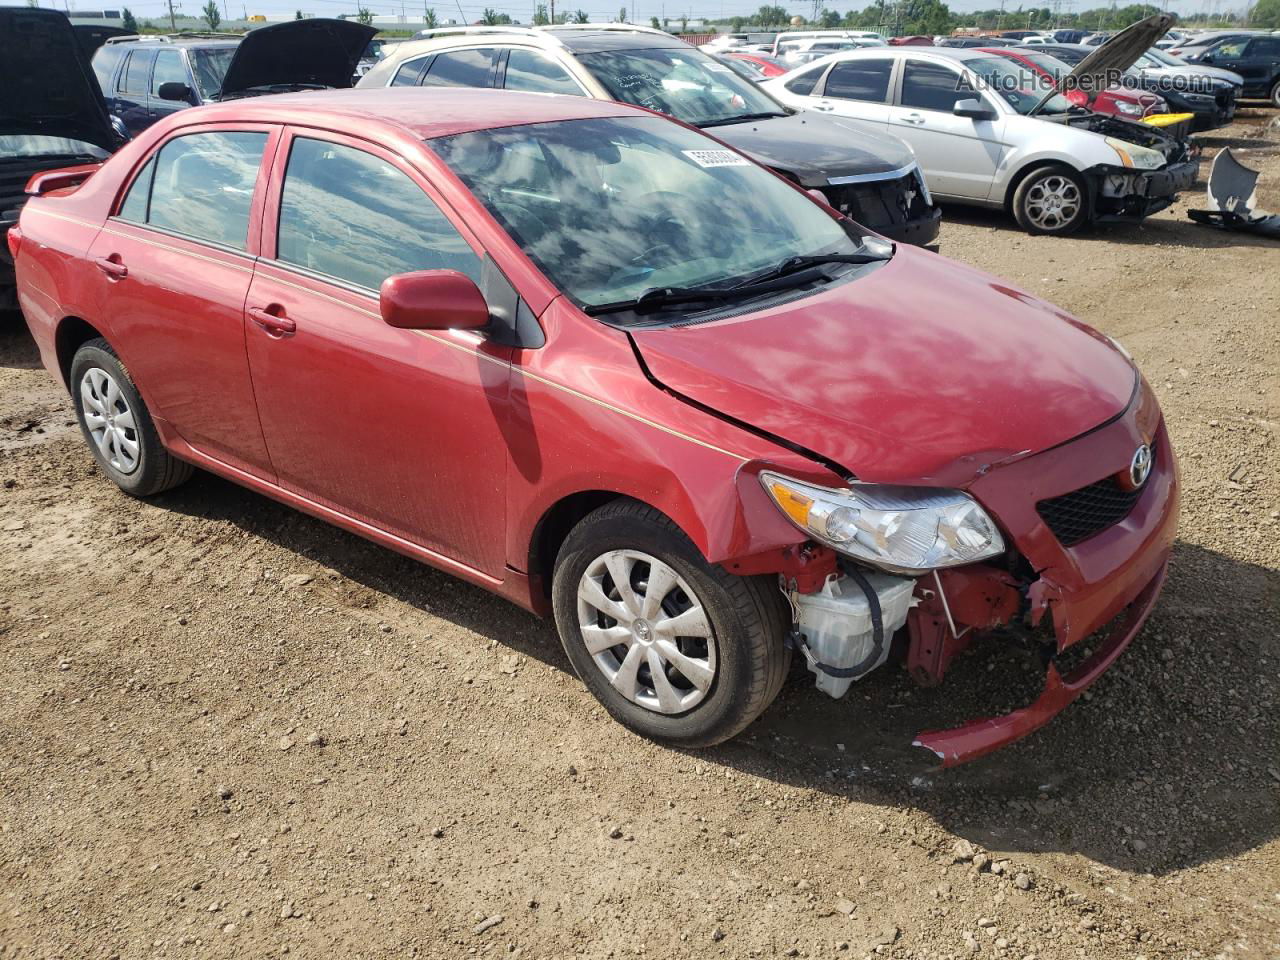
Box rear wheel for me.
[551,500,790,748]
[1270,79,1280,109]
[70,338,192,497]
[1012,165,1089,235]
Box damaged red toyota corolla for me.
[10,89,1178,765]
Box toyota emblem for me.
[1127,444,1153,489]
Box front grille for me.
[822,172,931,233]
[1036,475,1144,547]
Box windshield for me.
[428,116,861,315]
[967,56,1074,114]
[1144,48,1182,66]
[0,136,107,160]
[575,48,786,127]
[191,46,236,98]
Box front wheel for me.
[551,500,790,748]
[1012,165,1089,235]
[1270,79,1280,109]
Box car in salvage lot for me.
[763,20,1199,235]
[9,87,1179,765]
[358,24,941,247]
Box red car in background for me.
[889,35,935,46]
[982,46,1168,119]
[721,51,790,78]
[9,89,1177,766]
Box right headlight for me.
[759,472,1005,574]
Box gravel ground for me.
[1,108,1277,960]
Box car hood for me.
[628,245,1136,485]
[218,18,377,97]
[710,112,916,187]
[1030,13,1174,116]
[0,8,120,154]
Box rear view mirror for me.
[379,270,490,331]
[157,81,193,102]
[954,98,996,120]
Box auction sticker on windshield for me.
[682,149,752,168]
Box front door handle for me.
[94,255,128,280]
[811,101,835,111]
[248,305,296,337]
[900,113,926,125]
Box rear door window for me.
[131,131,268,249]
[823,58,894,101]
[783,63,827,96]
[275,137,481,291]
[1248,37,1280,58]
[421,48,497,87]
[120,49,154,94]
[391,55,430,85]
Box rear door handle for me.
[248,306,296,337]
[94,256,127,279]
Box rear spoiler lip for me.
[25,162,103,197]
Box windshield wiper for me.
[729,251,891,290]
[697,111,789,128]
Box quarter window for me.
[275,137,480,292]
[503,49,582,95]
[139,131,267,249]
[824,59,894,102]
[783,64,826,96]
[421,48,497,87]
[121,50,153,94]
[900,59,969,112]
[151,49,188,95]
[117,157,156,223]
[391,56,429,85]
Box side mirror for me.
[157,81,194,102]
[953,98,996,120]
[379,269,490,331]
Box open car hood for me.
[628,245,1136,485]
[0,8,120,154]
[218,19,377,97]
[1029,13,1174,116]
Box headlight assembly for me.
[1114,101,1144,116]
[759,473,1005,574]
[1105,137,1165,171]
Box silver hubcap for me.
[80,368,140,474]
[1025,175,1081,230]
[576,550,716,715]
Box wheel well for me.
[54,316,106,390]
[528,491,626,600]
[1002,161,1082,211]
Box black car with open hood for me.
[216,18,378,98]
[2,8,124,310]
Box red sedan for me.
[982,47,1168,119]
[9,89,1177,764]
[721,51,790,78]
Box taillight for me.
[4,224,21,260]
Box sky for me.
[6,0,1250,29]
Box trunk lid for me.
[628,246,1136,484]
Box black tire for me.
[69,338,192,497]
[551,499,790,748]
[1271,79,1280,109]
[1011,164,1089,235]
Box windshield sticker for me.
[682,149,751,168]
[704,63,733,73]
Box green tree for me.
[480,7,512,22]
[295,8,304,17]
[122,6,138,31]
[752,4,790,26]
[679,14,687,29]
[818,6,841,26]
[202,0,221,31]
[574,8,590,20]
[533,3,549,24]
[422,5,438,25]
[1251,0,1280,25]
[356,6,375,24]
[617,6,627,21]
[650,14,660,27]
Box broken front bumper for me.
[1090,158,1199,222]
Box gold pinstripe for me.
[101,226,255,274]
[23,208,101,230]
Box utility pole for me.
[549,0,555,23]
[167,0,177,31]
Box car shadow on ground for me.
[144,458,1279,879]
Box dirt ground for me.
[1,107,1278,960]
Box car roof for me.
[166,87,641,139]
[543,29,688,53]
[105,35,240,49]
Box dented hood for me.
[1030,13,1174,116]
[218,18,376,97]
[629,245,1136,485]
